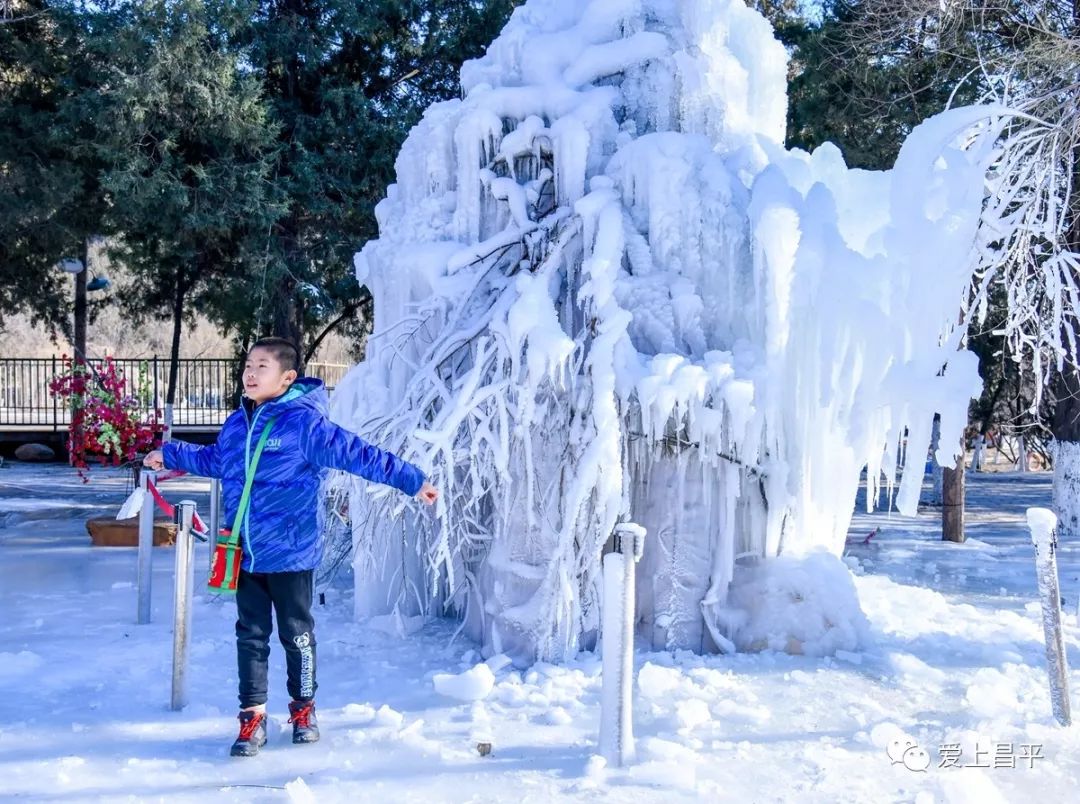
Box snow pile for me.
[432,663,497,702]
[330,0,1001,662]
[284,777,317,804]
[1026,507,1059,548]
[718,549,872,656]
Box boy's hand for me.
[143,450,165,471]
[415,481,439,505]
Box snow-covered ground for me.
[2,462,1078,802]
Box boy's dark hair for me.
[250,337,301,373]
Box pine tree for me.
[233,0,520,361]
[98,0,283,417]
[0,1,120,335]
[782,0,985,169]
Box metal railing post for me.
[171,500,197,711]
[137,469,156,624]
[1027,508,1072,727]
[600,522,647,767]
[209,478,221,575]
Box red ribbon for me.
[146,479,208,534]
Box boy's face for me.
[243,346,297,405]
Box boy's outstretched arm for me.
[144,440,221,479]
[301,416,428,497]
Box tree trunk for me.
[164,268,187,442]
[232,335,250,408]
[942,441,965,543]
[304,292,371,364]
[272,274,305,372]
[1051,99,1080,537]
[928,414,943,505]
[972,433,985,472]
[1052,361,1080,539]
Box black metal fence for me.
[0,357,351,429]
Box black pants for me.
[235,568,317,709]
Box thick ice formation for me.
[329,0,998,663]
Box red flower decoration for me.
[49,356,163,481]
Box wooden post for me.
[942,439,965,543]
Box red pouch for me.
[208,529,241,595]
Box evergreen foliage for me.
[0,0,520,362]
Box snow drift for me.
[329,0,999,663]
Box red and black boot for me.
[230,710,268,757]
[288,700,319,744]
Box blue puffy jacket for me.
[162,377,425,573]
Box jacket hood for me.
[243,376,328,416]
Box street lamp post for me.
[59,239,110,362]
[74,260,87,361]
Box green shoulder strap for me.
[225,416,278,546]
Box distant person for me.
[144,337,438,757]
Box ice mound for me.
[720,549,872,656]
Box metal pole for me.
[51,355,58,433]
[172,500,197,711]
[209,478,221,575]
[600,522,646,767]
[136,469,156,625]
[1027,507,1072,727]
[73,251,87,362]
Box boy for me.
[144,337,438,757]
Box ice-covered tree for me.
[330,0,1006,663]
[837,0,1079,533]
